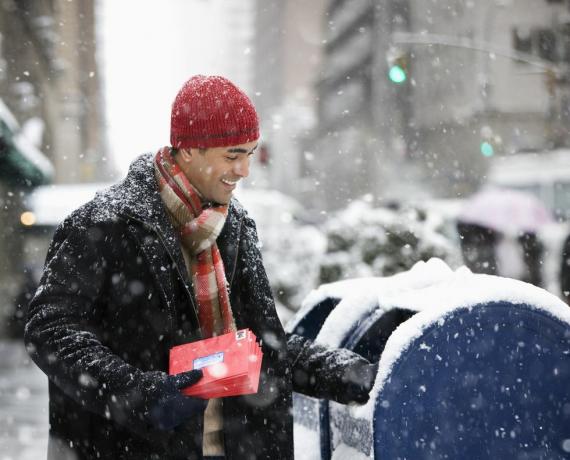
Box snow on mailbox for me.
[290,258,570,459]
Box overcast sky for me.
[99,0,220,175]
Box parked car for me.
[7,182,113,337]
[488,149,570,221]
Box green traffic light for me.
[480,141,494,157]
[388,65,407,84]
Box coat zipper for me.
[219,216,243,460]
[228,217,243,290]
[122,213,203,339]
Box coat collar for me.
[107,153,246,287]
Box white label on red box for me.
[193,351,224,370]
[235,330,247,341]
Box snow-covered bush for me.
[236,189,327,317]
[238,189,462,318]
[262,224,326,316]
[318,200,462,284]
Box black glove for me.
[342,361,379,404]
[146,369,207,431]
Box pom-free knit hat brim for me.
[170,75,259,149]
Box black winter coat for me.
[25,154,373,460]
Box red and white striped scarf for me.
[154,147,236,338]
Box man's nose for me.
[234,157,250,178]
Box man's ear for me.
[178,148,193,162]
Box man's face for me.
[176,140,258,205]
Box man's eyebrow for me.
[227,144,258,154]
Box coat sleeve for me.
[240,215,375,405]
[287,333,375,404]
[24,220,169,436]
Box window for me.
[512,27,532,54]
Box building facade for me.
[250,0,326,200]
[307,0,570,210]
[1,0,109,184]
[0,0,108,332]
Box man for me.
[25,75,376,460]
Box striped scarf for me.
[154,147,236,338]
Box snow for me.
[11,134,55,180]
[0,98,54,179]
[293,423,322,460]
[0,98,20,131]
[300,258,455,346]
[20,117,45,149]
[330,443,371,460]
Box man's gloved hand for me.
[146,369,207,431]
[343,361,379,404]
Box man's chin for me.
[215,193,232,205]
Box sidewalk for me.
[0,340,48,460]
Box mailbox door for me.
[289,296,341,340]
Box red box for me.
[169,329,263,399]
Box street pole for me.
[391,31,570,148]
[392,31,560,72]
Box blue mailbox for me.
[291,259,570,459]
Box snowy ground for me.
[0,340,48,460]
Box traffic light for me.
[480,141,494,157]
[387,47,408,84]
[389,64,407,84]
[479,126,502,157]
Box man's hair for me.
[170,147,207,157]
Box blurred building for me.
[0,0,110,184]
[0,0,109,331]
[308,0,399,211]
[249,0,326,202]
[210,0,256,95]
[298,0,570,210]
[406,0,570,197]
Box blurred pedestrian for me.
[25,75,376,460]
[456,222,500,275]
[560,233,570,305]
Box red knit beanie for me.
[170,75,259,149]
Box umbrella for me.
[458,187,553,235]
